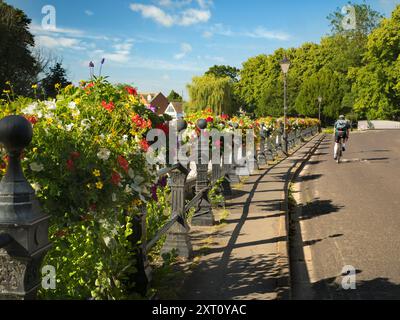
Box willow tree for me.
[186,74,237,115]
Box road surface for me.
[292,130,400,300]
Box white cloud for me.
[174,42,192,59]
[36,35,83,49]
[180,8,210,26]
[85,10,94,16]
[130,4,175,26]
[203,24,290,41]
[130,2,211,27]
[103,42,134,63]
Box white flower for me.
[81,119,91,130]
[22,103,38,115]
[37,111,43,119]
[65,124,74,132]
[44,100,57,110]
[99,134,105,140]
[32,183,41,192]
[30,162,44,172]
[72,109,80,118]
[124,184,133,194]
[119,135,128,145]
[68,102,76,109]
[128,168,135,179]
[112,193,117,202]
[97,148,111,161]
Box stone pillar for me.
[161,164,192,258]
[0,115,51,300]
[192,120,214,227]
[257,126,267,166]
[131,207,151,296]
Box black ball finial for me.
[197,119,208,130]
[177,120,188,132]
[0,115,33,152]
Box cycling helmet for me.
[339,115,345,120]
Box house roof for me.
[169,102,184,114]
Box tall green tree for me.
[41,62,71,98]
[0,1,40,95]
[351,5,400,120]
[205,65,240,82]
[186,74,237,115]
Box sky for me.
[5,0,400,98]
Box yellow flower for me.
[5,81,11,85]
[55,83,61,89]
[133,199,142,206]
[31,84,38,89]
[128,95,137,104]
[74,98,81,105]
[47,118,54,124]
[32,147,38,153]
[2,90,10,94]
[96,182,104,190]
[87,184,92,189]
[93,169,101,177]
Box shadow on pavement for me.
[310,275,400,300]
[299,198,343,221]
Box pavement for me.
[291,130,400,300]
[178,134,323,300]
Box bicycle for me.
[336,138,343,164]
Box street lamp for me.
[280,56,291,155]
[318,96,322,122]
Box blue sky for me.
[6,0,400,98]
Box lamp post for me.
[280,56,291,155]
[318,96,323,132]
[318,96,322,122]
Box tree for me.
[0,2,40,95]
[186,74,237,115]
[205,65,240,82]
[327,1,383,37]
[351,5,400,120]
[167,90,183,102]
[41,62,71,98]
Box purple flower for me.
[101,58,105,65]
[147,105,157,113]
[89,61,95,68]
[151,184,158,201]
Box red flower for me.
[206,117,214,123]
[101,101,115,112]
[70,152,80,160]
[111,170,122,186]
[125,86,137,96]
[221,114,229,121]
[3,155,9,163]
[132,114,152,129]
[84,82,95,94]
[25,116,38,125]
[117,155,129,173]
[140,139,150,152]
[66,159,75,171]
[156,123,169,135]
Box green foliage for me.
[327,1,383,36]
[351,5,400,120]
[167,90,183,102]
[205,65,240,82]
[186,74,238,115]
[0,1,40,96]
[41,62,72,98]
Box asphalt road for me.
[293,130,400,300]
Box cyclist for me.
[334,115,350,160]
